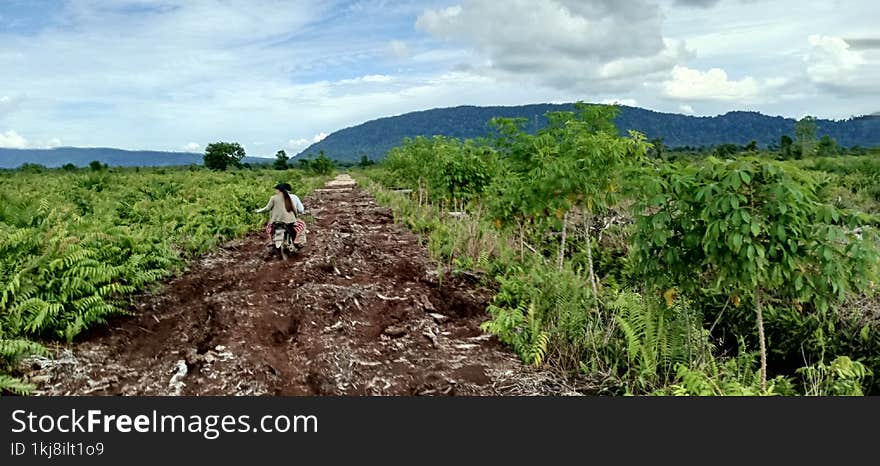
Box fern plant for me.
[1,166,328,393]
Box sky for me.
[0,0,878,156]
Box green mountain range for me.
[295,104,880,163]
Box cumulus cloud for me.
[805,35,880,96]
[184,142,201,152]
[662,66,761,101]
[679,104,696,114]
[286,132,328,152]
[0,130,28,148]
[416,0,689,92]
[0,130,63,149]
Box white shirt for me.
[290,194,305,214]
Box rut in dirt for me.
[26,174,559,396]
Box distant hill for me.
[295,104,880,163]
[4,104,878,168]
[0,147,272,169]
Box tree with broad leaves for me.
[203,142,246,171]
[273,150,289,170]
[632,157,878,391]
[488,102,650,297]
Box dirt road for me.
[28,174,545,396]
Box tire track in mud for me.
[28,174,539,396]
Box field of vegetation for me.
[359,103,880,395]
[2,104,878,397]
[0,164,327,393]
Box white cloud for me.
[286,138,310,151]
[416,0,688,92]
[339,74,394,85]
[601,98,639,107]
[1,0,878,151]
[285,132,328,152]
[0,130,28,148]
[662,65,760,101]
[679,103,696,114]
[0,130,63,149]
[184,142,201,152]
[805,35,880,96]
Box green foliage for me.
[632,156,879,390]
[302,151,335,176]
[797,355,870,396]
[795,116,818,158]
[634,157,877,311]
[481,301,548,366]
[273,150,289,170]
[713,143,740,158]
[0,166,327,392]
[362,107,880,397]
[203,142,246,171]
[656,346,796,396]
[489,103,648,222]
[384,136,498,208]
[745,140,758,152]
[818,135,839,157]
[611,292,708,391]
[780,135,795,160]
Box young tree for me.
[795,116,818,158]
[745,140,758,152]
[780,135,794,160]
[89,160,106,171]
[817,135,839,157]
[633,157,878,391]
[358,155,375,167]
[649,137,665,159]
[203,142,246,171]
[489,103,649,291]
[309,151,335,175]
[273,150,289,170]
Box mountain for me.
[4,104,877,168]
[295,104,880,163]
[0,147,273,169]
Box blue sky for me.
[1,0,878,155]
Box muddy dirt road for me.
[27,174,553,396]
